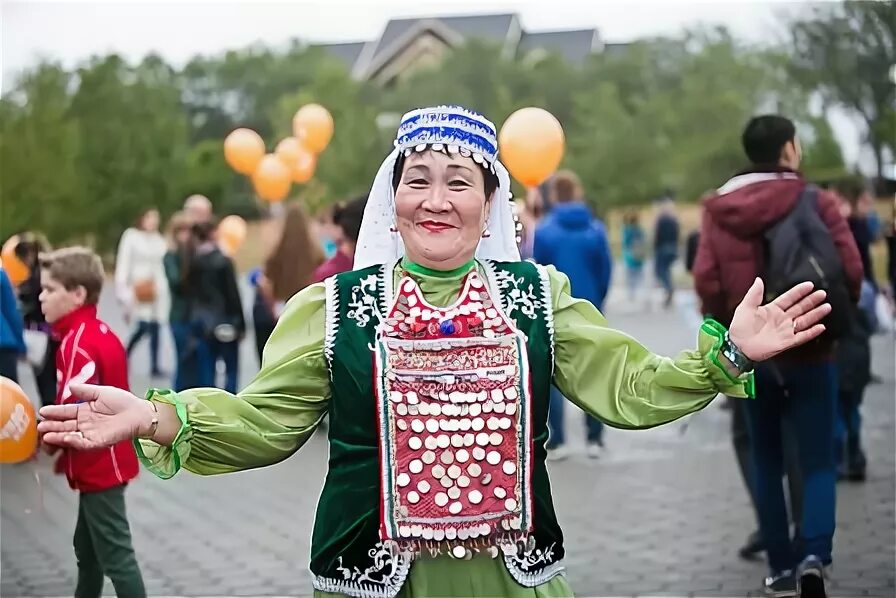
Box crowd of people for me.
[1,106,893,598]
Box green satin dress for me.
[135,262,752,597]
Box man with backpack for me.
[693,115,863,598]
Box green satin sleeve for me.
[134,283,330,478]
[548,266,753,430]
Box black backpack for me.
[763,185,852,339]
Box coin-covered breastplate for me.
[375,269,534,552]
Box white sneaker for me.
[546,445,572,461]
[586,442,603,459]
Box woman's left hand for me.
[729,277,831,362]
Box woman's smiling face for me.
[394,150,492,271]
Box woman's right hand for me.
[38,384,155,450]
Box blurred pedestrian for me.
[653,192,680,308]
[0,268,25,381]
[313,196,366,283]
[13,232,58,406]
[115,208,168,378]
[253,203,324,363]
[621,210,646,304]
[162,212,194,391]
[693,114,863,597]
[534,170,613,459]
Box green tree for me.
[801,116,848,181]
[789,1,896,178]
[67,54,189,250]
[0,63,82,244]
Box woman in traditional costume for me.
[40,105,832,598]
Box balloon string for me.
[26,453,46,515]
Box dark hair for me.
[741,115,796,165]
[135,208,159,230]
[176,217,219,287]
[191,218,218,243]
[391,151,499,198]
[334,195,368,244]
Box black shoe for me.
[738,530,765,560]
[846,463,867,481]
[797,555,827,598]
[763,570,797,597]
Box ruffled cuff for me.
[132,388,191,480]
[698,319,755,399]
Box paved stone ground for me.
[2,285,894,597]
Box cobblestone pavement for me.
[2,286,894,597]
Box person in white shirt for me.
[114,208,169,377]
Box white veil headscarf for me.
[353,106,520,270]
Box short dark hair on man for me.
[333,195,368,244]
[741,115,796,165]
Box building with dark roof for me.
[315,13,613,85]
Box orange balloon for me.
[292,104,334,154]
[1,236,30,286]
[224,128,266,175]
[252,154,292,203]
[275,137,316,183]
[274,137,302,166]
[292,146,316,184]
[498,107,565,188]
[0,377,37,464]
[218,215,247,256]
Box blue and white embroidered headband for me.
[394,105,499,173]
[354,105,520,270]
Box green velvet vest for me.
[311,260,564,597]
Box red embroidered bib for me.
[374,270,534,554]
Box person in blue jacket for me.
[534,170,613,460]
[0,267,26,382]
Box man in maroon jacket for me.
[694,115,862,598]
[40,247,146,598]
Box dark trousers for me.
[211,339,240,394]
[745,361,837,573]
[731,396,803,531]
[33,339,59,407]
[0,348,19,382]
[547,385,604,447]
[835,388,867,471]
[170,320,194,391]
[253,317,276,367]
[170,320,213,391]
[74,485,146,598]
[126,320,160,374]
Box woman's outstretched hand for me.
[729,278,832,363]
[38,384,154,450]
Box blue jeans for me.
[654,250,676,296]
[745,361,837,573]
[126,320,160,373]
[170,320,215,391]
[547,385,603,448]
[211,339,239,394]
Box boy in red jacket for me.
[40,247,146,598]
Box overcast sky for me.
[1,0,871,170]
